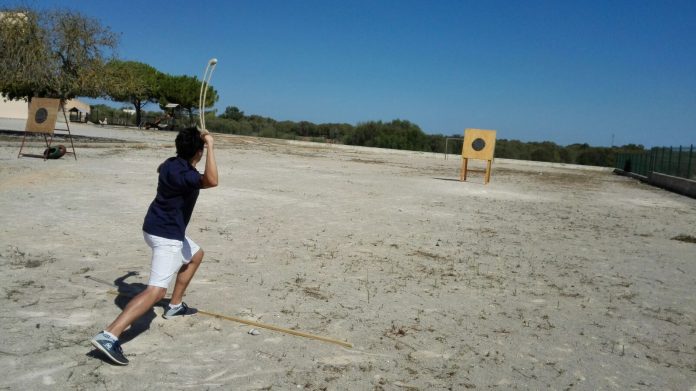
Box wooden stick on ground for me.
[197,308,353,348]
[106,290,352,349]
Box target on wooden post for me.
[460,128,496,184]
[18,98,77,160]
[25,98,60,134]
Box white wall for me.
[0,95,28,119]
[0,96,90,122]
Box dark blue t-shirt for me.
[142,157,202,241]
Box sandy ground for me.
[1,121,695,390]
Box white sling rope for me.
[198,58,218,134]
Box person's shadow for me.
[88,271,167,363]
[112,271,164,343]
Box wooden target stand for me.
[18,98,77,160]
[460,128,496,184]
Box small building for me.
[64,99,91,123]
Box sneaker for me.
[163,302,198,319]
[91,332,128,365]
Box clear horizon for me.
[18,0,696,148]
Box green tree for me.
[158,74,218,123]
[529,141,561,162]
[0,7,116,100]
[576,148,611,166]
[496,139,532,160]
[219,106,244,120]
[103,60,162,126]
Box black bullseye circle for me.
[472,138,486,151]
[35,108,48,124]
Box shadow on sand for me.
[86,271,169,364]
[432,177,462,182]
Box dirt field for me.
[1,123,695,390]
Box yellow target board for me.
[460,128,496,184]
[18,97,77,160]
[25,98,61,134]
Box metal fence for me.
[88,109,196,129]
[615,145,695,180]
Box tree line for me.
[207,106,645,167]
[1,6,643,168]
[0,7,217,126]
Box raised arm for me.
[200,134,218,188]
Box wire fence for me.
[87,109,196,130]
[443,137,463,159]
[615,145,695,180]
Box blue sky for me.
[25,0,696,147]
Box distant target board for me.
[25,98,61,134]
[18,97,77,160]
[460,128,496,184]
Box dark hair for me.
[175,127,204,160]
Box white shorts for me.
[143,231,201,289]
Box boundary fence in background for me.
[615,145,695,180]
[87,110,196,130]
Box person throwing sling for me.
[91,127,218,365]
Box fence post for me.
[650,148,656,172]
[668,147,673,175]
[657,147,662,173]
[676,146,683,178]
[640,153,645,175]
[688,144,693,180]
[657,147,665,172]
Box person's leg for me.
[103,231,180,336]
[91,233,182,364]
[169,248,203,305]
[105,286,166,337]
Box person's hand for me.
[201,133,214,146]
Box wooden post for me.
[460,158,468,181]
[485,159,492,184]
[58,103,77,160]
[107,290,352,348]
